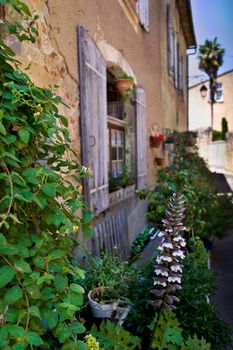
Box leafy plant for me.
[91,320,141,350]
[82,250,136,302]
[150,311,211,350]
[177,238,232,350]
[0,1,93,348]
[222,117,228,140]
[131,226,157,255]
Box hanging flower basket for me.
[150,134,164,148]
[115,76,134,97]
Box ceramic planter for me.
[88,287,117,318]
[164,143,175,152]
[115,79,134,97]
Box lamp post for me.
[199,81,215,130]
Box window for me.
[107,71,135,190]
[215,82,223,102]
[109,127,124,177]
[78,26,147,212]
[136,0,149,31]
[178,56,184,97]
[167,5,173,76]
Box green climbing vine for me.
[0,1,93,349]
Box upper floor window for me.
[215,82,223,102]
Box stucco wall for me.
[7,0,191,241]
[189,70,233,131]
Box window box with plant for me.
[149,124,165,148]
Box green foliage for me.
[177,238,232,350]
[150,311,211,350]
[131,226,157,255]
[0,1,93,348]
[212,130,223,141]
[91,320,141,350]
[221,117,228,140]
[82,250,136,302]
[198,38,225,77]
[143,135,233,240]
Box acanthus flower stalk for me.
[150,193,186,312]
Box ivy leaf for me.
[29,306,41,319]
[41,183,56,198]
[54,273,68,292]
[26,332,43,346]
[0,121,6,136]
[18,128,30,144]
[8,325,25,338]
[4,285,23,304]
[14,260,32,273]
[70,283,85,294]
[0,265,15,288]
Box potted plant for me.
[115,75,134,97]
[82,251,135,319]
[155,157,164,166]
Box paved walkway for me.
[212,233,233,349]
[210,170,233,348]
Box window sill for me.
[109,183,136,206]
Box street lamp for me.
[199,81,215,131]
[200,84,208,99]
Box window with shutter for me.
[107,71,136,193]
[166,5,173,76]
[137,0,149,32]
[135,87,147,189]
[78,26,109,214]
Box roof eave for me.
[177,0,196,49]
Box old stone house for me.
[189,69,233,131]
[4,0,196,255]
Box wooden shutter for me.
[137,0,149,32]
[135,87,147,189]
[78,26,109,214]
[166,5,173,75]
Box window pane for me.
[111,130,116,145]
[117,162,123,175]
[112,163,117,177]
[118,147,123,160]
[111,147,117,160]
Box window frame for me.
[108,121,126,178]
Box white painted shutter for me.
[135,87,147,189]
[137,0,149,32]
[78,26,109,214]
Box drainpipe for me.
[186,45,196,130]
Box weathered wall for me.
[189,70,233,131]
[8,0,191,241]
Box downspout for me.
[186,45,196,130]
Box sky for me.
[189,0,233,86]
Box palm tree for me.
[198,38,225,129]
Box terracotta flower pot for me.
[115,79,134,97]
[156,157,164,166]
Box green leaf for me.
[29,306,41,319]
[33,256,45,269]
[26,284,41,300]
[41,183,56,197]
[0,233,7,246]
[0,121,6,136]
[8,325,25,338]
[0,265,15,288]
[70,283,85,294]
[48,249,65,260]
[4,286,23,304]
[54,273,68,292]
[18,128,30,144]
[58,329,72,343]
[0,110,4,119]
[0,243,18,256]
[14,260,32,273]
[36,274,54,285]
[60,115,68,127]
[26,331,43,346]
[70,321,86,335]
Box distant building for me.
[189,69,233,131]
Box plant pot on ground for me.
[88,287,117,319]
